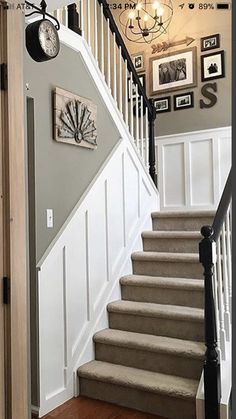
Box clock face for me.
[38,20,60,58]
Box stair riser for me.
[132,260,203,279]
[152,216,213,231]
[121,285,204,308]
[79,378,196,419]
[109,312,204,341]
[143,237,200,253]
[95,343,203,379]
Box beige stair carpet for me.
[78,211,214,419]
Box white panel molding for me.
[156,127,231,211]
[37,136,158,417]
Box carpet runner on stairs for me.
[78,211,215,419]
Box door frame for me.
[0,2,29,418]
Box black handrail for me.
[67,2,157,186]
[199,168,232,419]
[212,169,232,240]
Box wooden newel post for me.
[199,225,221,419]
[67,3,82,35]
[148,99,157,187]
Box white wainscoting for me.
[37,137,158,417]
[156,127,231,211]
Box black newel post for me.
[148,99,157,187]
[199,226,221,419]
[67,3,82,35]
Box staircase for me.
[78,210,215,419]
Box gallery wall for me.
[110,1,232,136]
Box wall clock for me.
[26,19,60,62]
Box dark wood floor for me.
[41,397,166,419]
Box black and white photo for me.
[201,34,220,51]
[150,47,197,95]
[201,50,225,82]
[174,92,194,110]
[153,97,171,113]
[132,52,145,72]
[128,74,146,101]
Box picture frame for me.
[153,96,171,113]
[128,74,146,101]
[201,34,220,52]
[149,47,197,95]
[174,91,194,111]
[131,52,145,72]
[201,50,225,82]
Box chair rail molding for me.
[156,127,231,211]
[37,135,158,417]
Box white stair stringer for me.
[37,133,158,417]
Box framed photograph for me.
[153,96,171,113]
[128,74,146,101]
[201,50,225,82]
[150,47,197,95]
[174,92,194,111]
[132,52,145,72]
[201,34,220,52]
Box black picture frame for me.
[201,50,225,82]
[128,74,146,101]
[201,34,220,52]
[153,96,171,113]
[174,91,194,111]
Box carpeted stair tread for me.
[94,329,205,359]
[131,251,199,263]
[78,360,199,400]
[142,231,202,239]
[107,300,204,322]
[151,210,215,219]
[120,275,204,290]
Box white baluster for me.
[80,0,84,37]
[62,6,68,27]
[213,268,221,360]
[87,0,91,47]
[107,18,111,89]
[135,84,139,152]
[216,238,226,360]
[113,32,117,102]
[226,207,232,315]
[221,225,231,341]
[124,60,128,126]
[145,109,149,169]
[130,73,134,138]
[119,46,123,115]
[100,4,104,75]
[140,96,144,160]
[94,0,98,61]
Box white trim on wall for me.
[155,127,231,211]
[37,136,158,417]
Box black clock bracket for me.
[25,0,61,63]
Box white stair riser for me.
[109,312,204,342]
[95,343,203,380]
[79,378,196,419]
[121,284,204,308]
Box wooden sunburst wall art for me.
[54,87,97,150]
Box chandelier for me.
[119,0,173,44]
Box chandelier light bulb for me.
[143,14,149,21]
[129,11,135,19]
[152,1,160,9]
[157,6,164,16]
[136,2,143,11]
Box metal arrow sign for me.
[151,37,195,54]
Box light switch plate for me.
[47,209,53,228]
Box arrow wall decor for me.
[151,37,195,54]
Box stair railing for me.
[199,169,232,419]
[53,1,157,186]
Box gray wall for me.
[25,44,120,263]
[24,43,120,406]
[111,2,232,136]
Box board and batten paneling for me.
[156,127,231,211]
[37,136,158,417]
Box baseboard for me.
[31,405,39,418]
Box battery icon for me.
[216,3,230,9]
